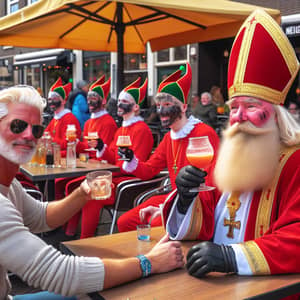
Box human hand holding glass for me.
[116,135,132,161]
[186,136,215,192]
[84,132,99,151]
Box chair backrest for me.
[134,177,172,207]
[108,172,170,234]
[114,174,168,211]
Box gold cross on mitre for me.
[224,191,241,238]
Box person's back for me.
[71,80,90,130]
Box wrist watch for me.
[136,254,152,277]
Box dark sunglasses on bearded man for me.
[10,119,44,139]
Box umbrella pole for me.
[116,3,125,96]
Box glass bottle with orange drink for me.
[186,136,215,192]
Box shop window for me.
[157,49,170,62]
[25,66,41,92]
[83,52,110,84]
[7,0,19,13]
[124,54,147,70]
[174,46,188,60]
[157,46,188,63]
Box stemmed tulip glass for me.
[116,135,132,161]
[186,136,215,192]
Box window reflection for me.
[124,54,147,70]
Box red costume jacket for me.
[117,118,219,232]
[45,110,81,152]
[162,146,300,277]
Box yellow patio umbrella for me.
[0,0,280,93]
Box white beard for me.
[0,134,37,165]
[214,118,281,193]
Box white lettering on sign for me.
[285,25,300,36]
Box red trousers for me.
[64,175,136,238]
[117,194,167,232]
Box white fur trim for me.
[118,91,135,102]
[122,115,143,127]
[91,109,108,119]
[54,108,71,119]
[170,116,202,139]
[122,156,138,172]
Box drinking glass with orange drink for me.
[186,136,215,192]
[66,124,77,142]
[116,135,132,160]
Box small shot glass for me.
[137,224,151,241]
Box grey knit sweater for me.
[0,179,104,299]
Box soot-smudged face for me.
[87,92,102,112]
[155,93,183,128]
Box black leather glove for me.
[96,138,104,152]
[175,165,206,214]
[186,241,237,278]
[118,147,134,161]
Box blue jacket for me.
[72,93,90,130]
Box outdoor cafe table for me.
[60,227,300,300]
[20,159,120,201]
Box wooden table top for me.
[61,227,300,300]
[20,159,120,181]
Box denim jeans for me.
[13,291,77,300]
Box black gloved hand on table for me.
[175,165,206,214]
[96,138,104,151]
[186,241,237,278]
[117,147,134,162]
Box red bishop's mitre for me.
[228,9,300,105]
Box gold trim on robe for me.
[184,194,203,240]
[240,240,270,274]
[255,147,298,238]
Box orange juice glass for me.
[186,152,214,170]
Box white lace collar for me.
[170,116,202,140]
[54,109,71,120]
[91,109,108,119]
[122,115,144,127]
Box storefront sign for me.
[283,23,300,37]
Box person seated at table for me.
[64,77,154,238]
[0,85,184,300]
[160,10,300,285]
[78,75,117,155]
[54,75,118,203]
[117,63,219,232]
[45,77,81,156]
[192,92,218,129]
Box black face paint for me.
[117,102,134,116]
[158,105,182,128]
[48,100,61,112]
[88,99,102,113]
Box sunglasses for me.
[10,119,44,139]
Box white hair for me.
[201,92,212,101]
[0,85,46,121]
[274,105,300,146]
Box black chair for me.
[108,172,170,234]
